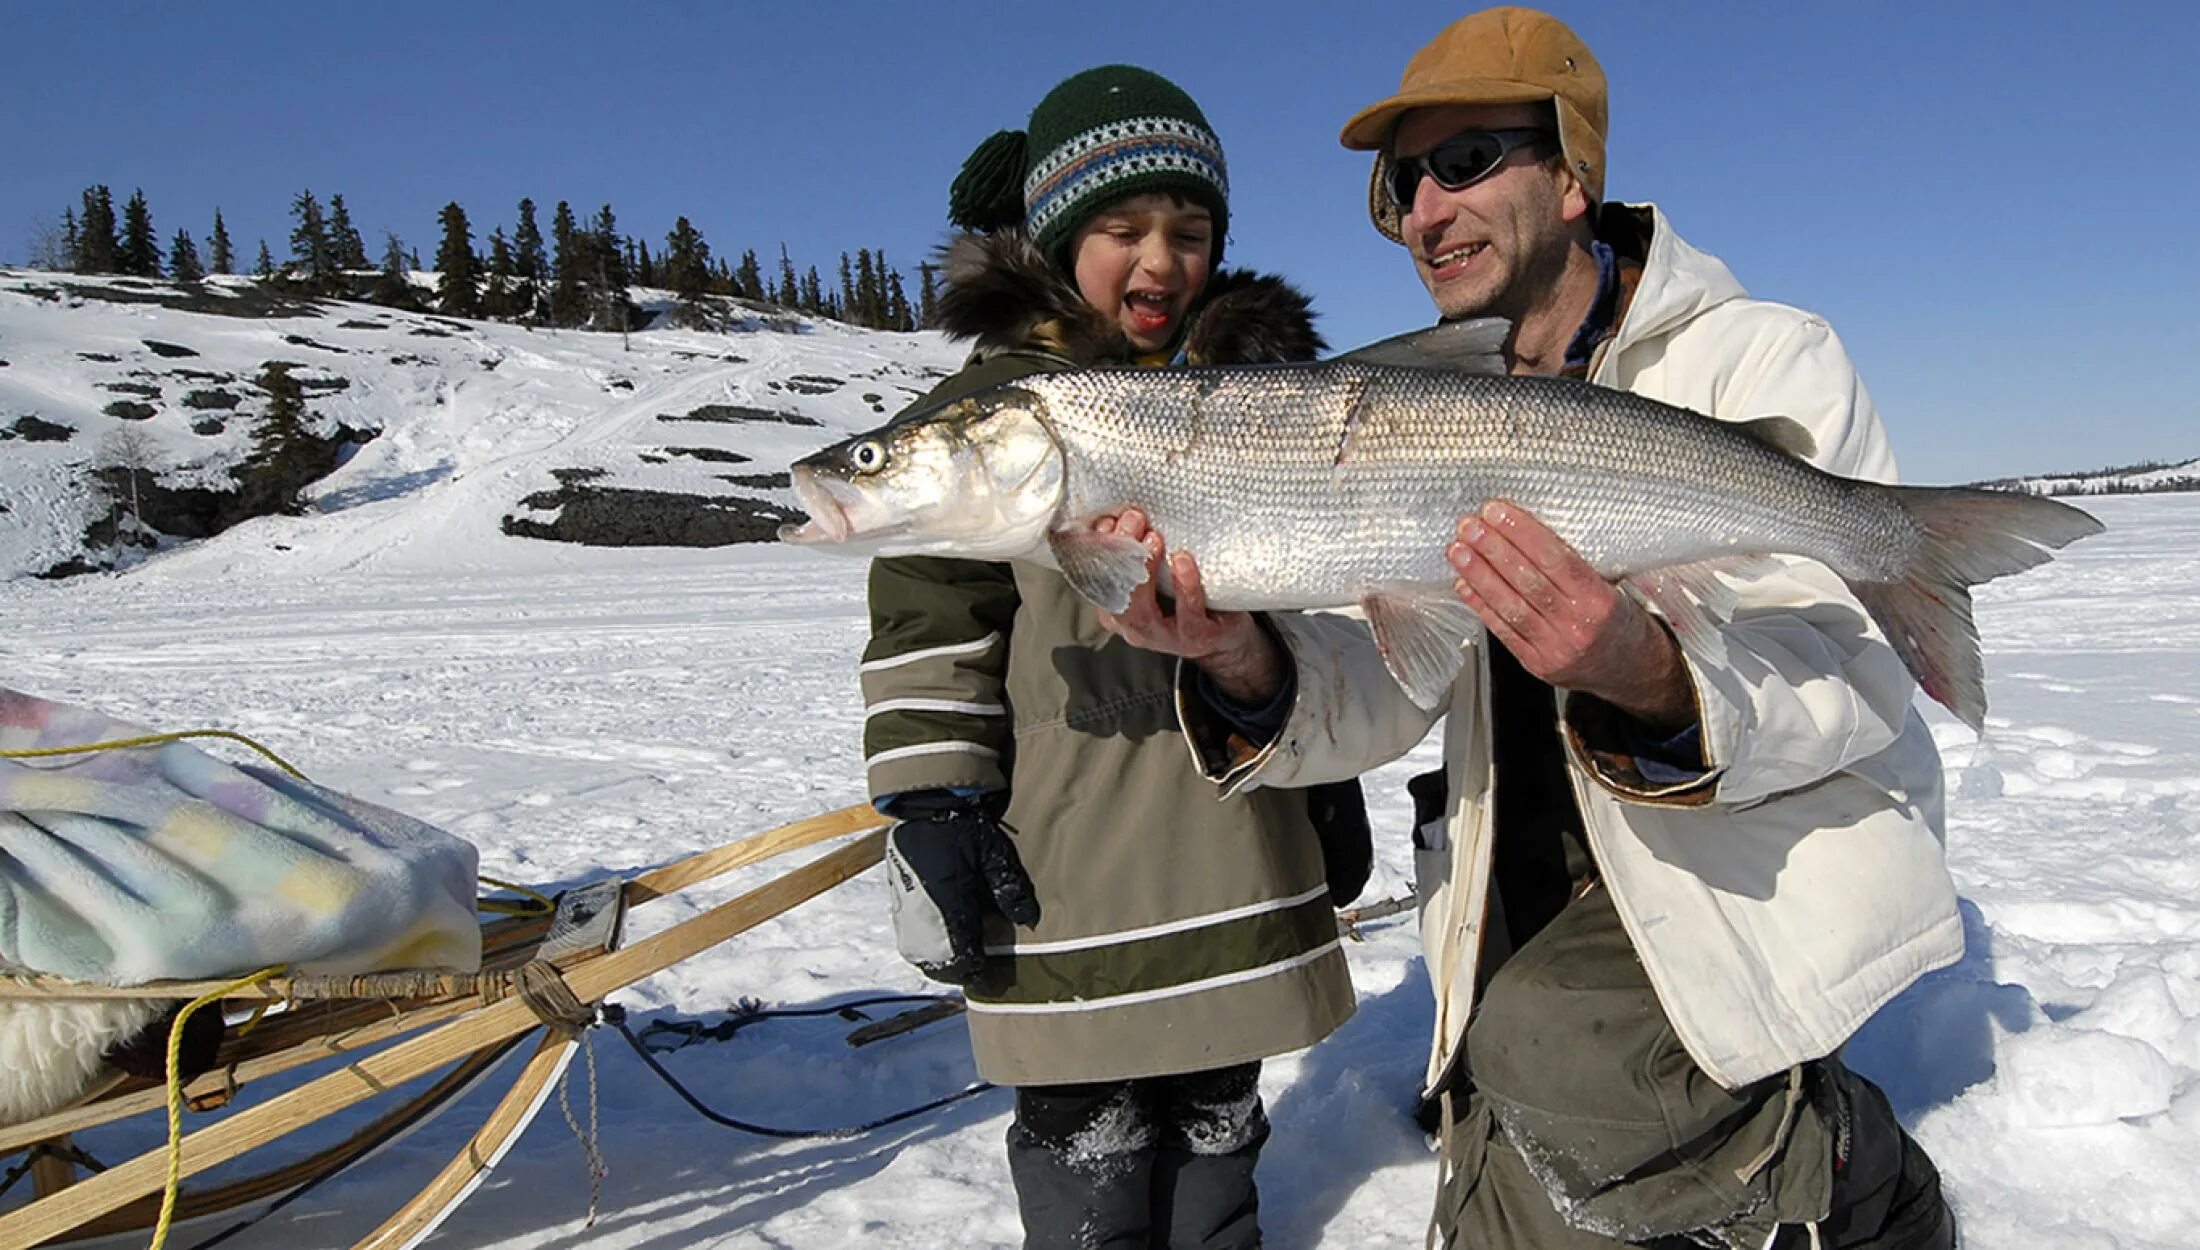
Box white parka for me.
[1184,205,1964,1093]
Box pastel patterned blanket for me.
[0,688,481,985]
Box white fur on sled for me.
[0,996,166,1127]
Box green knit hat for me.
[948,64,1230,269]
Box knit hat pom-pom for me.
[948,129,1030,232]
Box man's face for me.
[1389,103,1586,323]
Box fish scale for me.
[1028,363,1915,611]
[783,326,2104,727]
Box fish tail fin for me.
[1852,487,2104,731]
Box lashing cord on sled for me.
[602,997,1000,1139]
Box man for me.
[1094,8,1960,1247]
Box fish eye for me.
[849,440,887,474]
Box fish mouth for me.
[777,468,853,545]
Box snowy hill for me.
[4,270,2199,1248]
[0,268,962,581]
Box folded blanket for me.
[1,688,481,985]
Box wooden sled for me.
[0,803,889,1250]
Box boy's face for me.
[1068,193,1215,354]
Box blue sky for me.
[5,1,2193,483]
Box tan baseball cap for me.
[1341,7,1607,240]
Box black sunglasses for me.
[1384,128,1556,207]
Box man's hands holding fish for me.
[1092,503,1696,733]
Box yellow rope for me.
[1,729,308,778]
[477,874,556,916]
[148,965,286,1250]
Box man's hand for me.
[1089,509,1286,706]
[1448,501,1694,730]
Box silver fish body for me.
[783,323,2102,727]
[1022,362,1919,610]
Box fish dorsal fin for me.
[1731,416,1816,460]
[1360,585,1485,710]
[1338,317,1511,374]
[1047,526,1154,614]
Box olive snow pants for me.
[1434,883,1955,1249]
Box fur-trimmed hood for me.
[931,230,1325,368]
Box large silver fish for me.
[780,319,2103,728]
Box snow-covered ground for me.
[1,489,2195,1248]
[3,278,2195,1247]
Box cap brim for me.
[1338,78,1554,150]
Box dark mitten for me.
[884,793,1039,985]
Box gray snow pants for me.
[1007,1063,1267,1250]
[1435,882,1955,1249]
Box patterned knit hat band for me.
[1023,115,1229,247]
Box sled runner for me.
[0,802,889,1250]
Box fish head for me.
[778,387,1066,558]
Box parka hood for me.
[933,229,1326,367]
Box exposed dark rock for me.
[6,416,74,442]
[721,472,792,489]
[190,418,227,436]
[50,279,328,320]
[101,382,161,398]
[171,368,232,382]
[142,340,199,358]
[657,403,820,427]
[84,423,377,541]
[606,378,634,390]
[664,446,752,464]
[503,482,796,547]
[409,327,454,338]
[779,374,842,395]
[78,352,122,363]
[102,400,158,421]
[338,319,387,330]
[552,467,608,484]
[282,334,348,354]
[182,388,241,410]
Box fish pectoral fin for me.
[1336,317,1510,373]
[1047,527,1155,614]
[1620,557,1779,662]
[1730,416,1817,460]
[1361,586,1483,711]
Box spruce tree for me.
[776,243,798,307]
[512,198,546,322]
[289,190,333,289]
[209,209,234,274]
[327,194,369,270]
[374,231,416,307]
[838,252,856,319]
[886,269,912,331]
[663,216,711,322]
[485,226,514,318]
[433,201,481,317]
[735,249,763,301]
[117,189,162,277]
[586,205,628,330]
[247,363,313,514]
[802,266,825,314]
[550,200,583,326]
[633,238,656,289]
[254,240,275,277]
[58,208,81,271]
[917,261,940,328]
[75,186,119,274]
[169,228,204,283]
